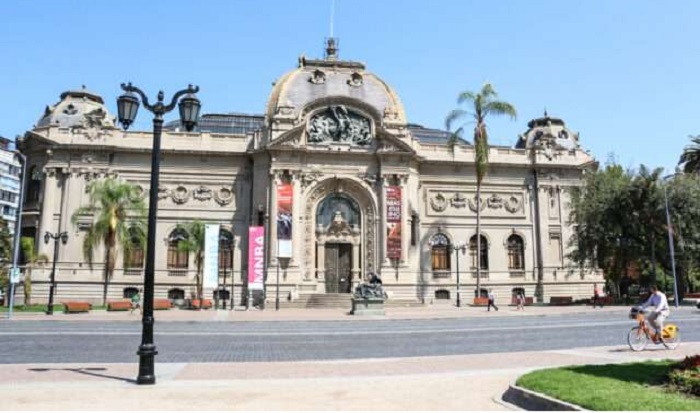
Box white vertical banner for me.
[203,224,220,289]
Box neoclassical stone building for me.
[18,42,601,307]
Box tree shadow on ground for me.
[28,367,136,384]
[563,361,674,387]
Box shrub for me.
[669,369,700,397]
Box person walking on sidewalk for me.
[130,289,142,314]
[592,283,602,308]
[516,292,525,311]
[487,289,499,312]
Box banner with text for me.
[386,186,402,259]
[248,226,265,290]
[203,224,220,289]
[277,183,293,258]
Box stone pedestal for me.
[351,297,385,316]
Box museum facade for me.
[17,42,601,307]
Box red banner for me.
[276,183,293,258]
[387,186,402,259]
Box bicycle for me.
[627,306,680,351]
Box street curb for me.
[502,383,588,411]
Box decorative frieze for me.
[426,190,525,217]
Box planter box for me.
[351,297,385,316]
[473,297,489,306]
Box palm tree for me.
[446,83,516,300]
[71,178,146,305]
[176,220,206,309]
[20,237,48,306]
[679,135,700,173]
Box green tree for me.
[0,217,12,299]
[20,237,48,306]
[175,220,206,308]
[630,165,665,288]
[446,83,516,298]
[569,163,636,297]
[679,135,700,174]
[71,178,146,305]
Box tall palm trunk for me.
[476,184,481,298]
[103,232,117,306]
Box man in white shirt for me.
[641,285,670,341]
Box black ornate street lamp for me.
[451,242,466,307]
[44,231,68,315]
[117,82,201,385]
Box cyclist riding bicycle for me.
[640,285,670,342]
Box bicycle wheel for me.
[663,330,681,350]
[628,327,648,351]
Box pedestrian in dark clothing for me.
[592,283,602,308]
[487,289,499,312]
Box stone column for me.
[38,168,60,258]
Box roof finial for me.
[544,107,548,118]
[325,37,338,61]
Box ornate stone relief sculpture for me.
[451,193,467,208]
[214,187,234,206]
[171,186,189,204]
[73,108,115,141]
[430,193,447,212]
[157,186,169,200]
[347,72,363,87]
[468,196,486,212]
[306,106,372,145]
[309,69,327,84]
[487,194,504,209]
[300,170,323,189]
[193,186,213,201]
[504,195,522,213]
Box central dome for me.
[266,42,406,126]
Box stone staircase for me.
[279,293,425,309]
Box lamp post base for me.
[136,344,158,385]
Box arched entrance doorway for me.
[302,177,378,291]
[316,193,361,293]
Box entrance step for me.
[278,293,425,309]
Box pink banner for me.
[248,226,265,290]
[387,186,402,259]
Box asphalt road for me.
[1,309,698,364]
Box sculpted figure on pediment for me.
[307,106,372,145]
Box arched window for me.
[167,228,189,271]
[25,166,42,204]
[124,227,145,273]
[316,193,361,229]
[507,234,525,270]
[123,287,139,299]
[219,229,233,275]
[167,288,185,300]
[429,233,451,272]
[469,234,489,271]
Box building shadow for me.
[28,367,136,384]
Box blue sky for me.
[1,0,698,173]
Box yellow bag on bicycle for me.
[662,325,678,339]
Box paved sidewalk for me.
[3,303,636,322]
[1,342,698,410]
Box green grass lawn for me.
[517,360,700,411]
